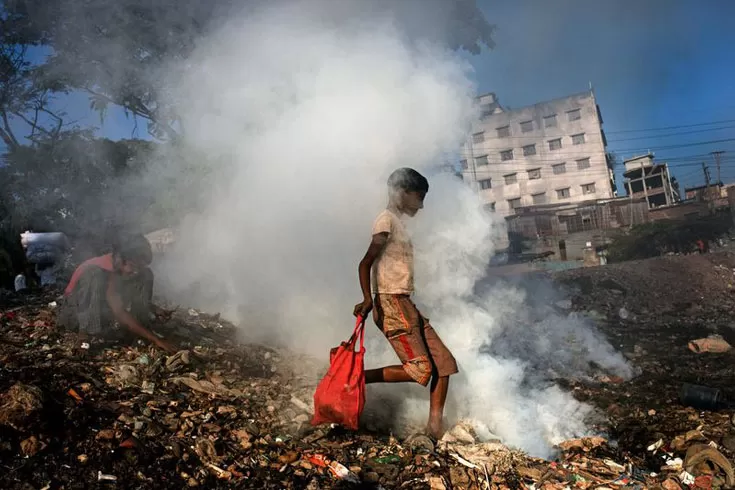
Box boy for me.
[353,167,458,438]
[58,234,176,354]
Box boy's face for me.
[401,190,426,217]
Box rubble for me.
[0,383,44,431]
[2,253,735,488]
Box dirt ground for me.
[2,252,735,489]
[553,252,735,472]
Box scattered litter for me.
[0,383,44,431]
[647,438,664,452]
[3,258,735,489]
[97,472,117,482]
[679,471,695,486]
[67,388,84,404]
[688,335,732,353]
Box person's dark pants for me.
[58,267,154,337]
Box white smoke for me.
[152,2,632,458]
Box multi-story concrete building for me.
[460,91,617,219]
[623,154,679,208]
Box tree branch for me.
[10,110,54,137]
[38,107,64,139]
[0,110,20,149]
[84,86,179,141]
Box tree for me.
[0,131,157,233]
[7,0,494,140]
[0,0,68,151]
[9,0,241,141]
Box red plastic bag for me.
[311,317,366,430]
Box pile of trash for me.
[2,292,735,489]
[553,252,735,320]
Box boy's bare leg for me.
[365,365,414,383]
[427,376,449,438]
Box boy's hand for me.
[353,298,373,318]
[155,338,178,354]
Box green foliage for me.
[0,0,66,150]
[0,132,154,231]
[607,215,732,263]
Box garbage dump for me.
[2,252,735,488]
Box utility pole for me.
[702,162,714,213]
[640,161,650,209]
[712,150,725,188]
[702,162,711,189]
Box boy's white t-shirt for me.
[371,209,414,295]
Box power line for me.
[607,124,735,143]
[605,118,735,134]
[454,150,735,167]
[454,155,735,174]
[461,138,735,156]
[460,123,735,146]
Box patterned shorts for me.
[373,294,459,386]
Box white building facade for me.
[461,91,617,219]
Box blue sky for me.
[464,0,735,191]
[9,1,735,193]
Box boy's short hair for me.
[387,168,429,193]
[113,234,152,265]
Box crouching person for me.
[58,234,176,354]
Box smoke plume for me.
[149,1,632,457]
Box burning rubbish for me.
[1,252,735,488]
[0,0,733,487]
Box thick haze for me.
[42,1,735,189]
[147,1,632,457]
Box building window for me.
[572,133,586,145]
[528,168,541,180]
[543,114,557,128]
[481,104,493,118]
[557,188,571,199]
[508,198,522,210]
[522,144,536,156]
[460,159,468,170]
[500,149,513,161]
[532,192,547,204]
[504,173,517,185]
[552,163,566,175]
[576,157,591,170]
[548,138,562,151]
[520,120,534,133]
[581,183,596,195]
[496,125,510,138]
[472,132,485,144]
[567,109,581,121]
[485,202,496,212]
[479,178,492,190]
[475,155,488,166]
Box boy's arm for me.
[353,232,388,318]
[105,279,177,353]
